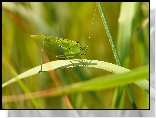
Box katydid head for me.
[80,45,88,55]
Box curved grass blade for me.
[2,63,149,103]
[2,59,149,96]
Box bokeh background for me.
[2,2,149,109]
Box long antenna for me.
[87,5,97,59]
[89,6,96,40]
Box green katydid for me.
[30,4,98,73]
[31,35,88,72]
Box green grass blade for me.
[96,2,121,66]
[96,2,137,109]
[2,59,149,94]
[2,64,148,103]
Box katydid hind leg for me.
[39,41,47,73]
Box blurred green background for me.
[2,2,149,109]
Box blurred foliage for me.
[2,2,149,109]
